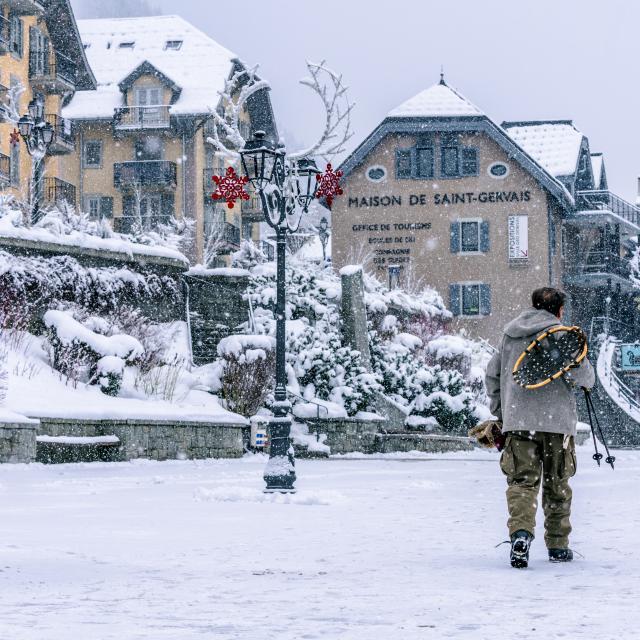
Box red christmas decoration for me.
[9,129,21,147]
[211,166,250,209]
[315,163,344,207]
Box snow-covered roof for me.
[501,120,583,178]
[63,15,237,120]
[388,81,483,118]
[591,153,604,188]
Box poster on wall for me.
[508,215,529,260]
[620,344,640,373]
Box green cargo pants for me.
[499,431,577,549]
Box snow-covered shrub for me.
[0,341,7,405]
[217,334,276,417]
[96,356,125,396]
[410,367,476,435]
[289,316,382,416]
[44,310,143,392]
[232,240,267,270]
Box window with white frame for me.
[85,195,113,220]
[449,283,491,317]
[450,219,490,253]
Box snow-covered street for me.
[0,447,637,640]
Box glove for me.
[469,420,505,451]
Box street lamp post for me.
[318,216,330,264]
[240,132,320,492]
[17,98,55,224]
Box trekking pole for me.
[583,388,616,470]
[583,387,602,466]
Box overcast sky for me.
[72,0,639,200]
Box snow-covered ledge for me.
[0,409,39,464]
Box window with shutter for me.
[415,147,434,178]
[441,146,459,177]
[450,222,461,253]
[395,149,412,179]
[461,221,479,252]
[449,284,461,316]
[480,285,492,316]
[10,15,22,58]
[462,284,480,316]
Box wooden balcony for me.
[114,106,171,132]
[45,114,75,154]
[44,177,76,208]
[114,161,177,190]
[29,48,76,94]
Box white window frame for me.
[460,282,482,318]
[457,217,483,255]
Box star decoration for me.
[9,129,21,147]
[315,163,344,207]
[211,166,250,209]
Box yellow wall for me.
[0,4,73,203]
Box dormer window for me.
[164,40,183,50]
[119,42,135,49]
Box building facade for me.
[60,15,277,264]
[332,79,640,345]
[0,0,95,208]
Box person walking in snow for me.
[485,287,595,568]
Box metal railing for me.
[568,250,631,278]
[44,177,76,208]
[575,190,640,227]
[261,241,275,261]
[221,221,240,247]
[114,161,177,189]
[599,338,640,416]
[45,113,74,148]
[0,152,10,183]
[0,15,10,53]
[114,105,171,130]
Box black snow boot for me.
[548,548,573,563]
[510,530,533,569]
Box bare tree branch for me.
[288,60,355,162]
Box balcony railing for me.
[45,114,74,152]
[7,0,45,15]
[114,105,171,130]
[0,152,10,184]
[29,48,76,90]
[261,241,275,261]
[575,190,640,228]
[44,177,76,208]
[0,15,10,54]
[114,161,177,190]
[568,250,631,279]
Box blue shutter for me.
[449,284,461,316]
[100,197,114,219]
[480,221,490,252]
[395,149,412,178]
[480,284,491,316]
[450,222,460,253]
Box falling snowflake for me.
[9,129,21,147]
[211,166,250,209]
[315,163,344,207]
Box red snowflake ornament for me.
[211,166,250,209]
[315,163,344,207]
[9,129,21,147]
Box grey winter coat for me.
[485,308,595,436]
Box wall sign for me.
[620,344,640,372]
[508,215,528,260]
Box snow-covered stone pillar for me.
[340,265,372,370]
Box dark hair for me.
[532,287,566,316]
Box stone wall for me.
[375,433,473,454]
[0,423,37,463]
[185,271,251,364]
[36,418,245,462]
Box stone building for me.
[60,15,277,264]
[0,0,95,206]
[332,78,639,345]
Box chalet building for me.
[60,15,277,263]
[332,79,640,345]
[0,0,95,206]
